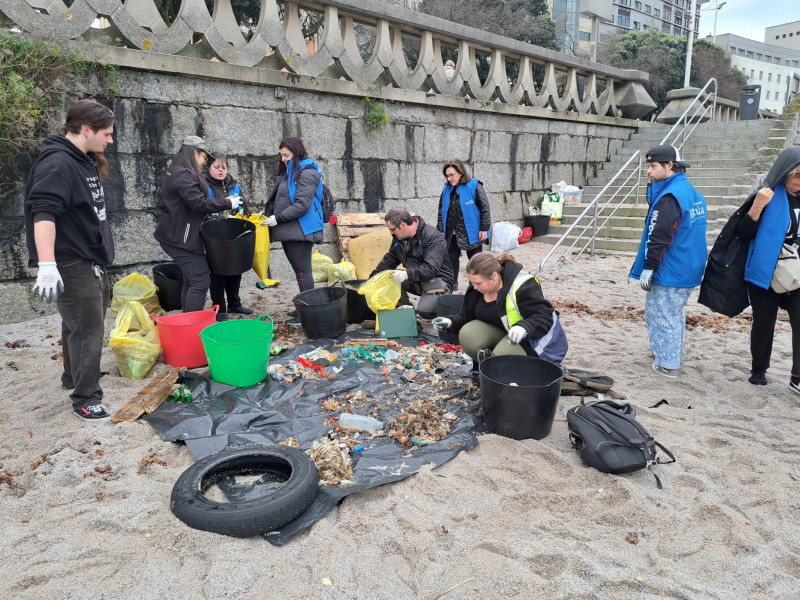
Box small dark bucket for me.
[524,215,550,237]
[344,280,375,324]
[479,355,564,440]
[293,284,347,340]
[152,263,183,312]
[436,294,464,318]
[200,219,256,276]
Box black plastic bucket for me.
[200,219,256,276]
[293,284,347,339]
[152,263,183,312]
[436,294,464,318]
[524,215,550,237]
[344,280,375,324]
[479,355,564,440]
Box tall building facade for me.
[766,20,800,52]
[600,0,704,42]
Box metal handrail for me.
[538,79,718,273]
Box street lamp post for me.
[712,1,727,44]
[683,0,699,88]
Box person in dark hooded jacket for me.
[154,136,241,312]
[732,146,800,391]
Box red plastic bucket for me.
[153,305,219,368]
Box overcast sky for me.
[697,0,799,43]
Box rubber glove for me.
[265,215,278,227]
[391,270,408,283]
[229,197,242,211]
[640,269,654,291]
[508,325,528,344]
[431,317,452,332]
[32,261,64,303]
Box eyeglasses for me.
[387,224,398,233]
[789,169,800,179]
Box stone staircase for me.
[538,116,795,255]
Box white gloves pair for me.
[507,325,528,344]
[229,197,243,211]
[265,215,278,227]
[32,262,64,303]
[431,317,451,332]
[640,269,654,291]
[391,270,408,283]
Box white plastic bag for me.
[490,222,521,251]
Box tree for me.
[691,39,748,102]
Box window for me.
[790,33,794,37]
[634,21,641,29]
[579,31,591,41]
[635,1,641,9]
[674,13,682,24]
[768,72,772,82]
[759,71,763,80]
[795,61,800,68]
[756,54,762,60]
[746,51,754,58]
[766,91,770,100]
[778,74,782,83]
[741,67,746,74]
[776,35,780,40]
[764,55,771,63]
[645,4,651,12]
[750,69,754,78]
[654,8,660,16]
[662,21,671,33]
[643,24,649,30]
[738,48,745,56]
[673,25,682,35]
[617,7,630,26]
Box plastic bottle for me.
[339,413,384,432]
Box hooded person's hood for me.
[761,146,800,190]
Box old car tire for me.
[170,445,319,537]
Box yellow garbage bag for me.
[327,258,357,285]
[235,213,280,287]
[111,272,163,316]
[312,250,334,283]
[108,300,161,379]
[358,270,401,313]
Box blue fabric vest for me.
[207,182,240,200]
[287,159,324,236]
[630,173,708,288]
[744,183,791,289]
[442,179,481,245]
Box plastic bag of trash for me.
[111,272,163,316]
[358,270,401,314]
[312,251,334,283]
[108,300,161,379]
[327,258,357,286]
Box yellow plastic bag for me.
[236,213,280,287]
[108,300,161,379]
[111,272,163,316]
[358,270,401,313]
[312,250,334,283]
[327,258,357,285]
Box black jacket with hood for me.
[154,162,230,254]
[24,134,115,268]
[371,216,455,289]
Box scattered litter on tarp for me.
[143,331,484,545]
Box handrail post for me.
[591,194,598,257]
[635,155,643,207]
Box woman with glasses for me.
[734,147,800,391]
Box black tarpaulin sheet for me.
[143,332,485,545]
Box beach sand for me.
[2,241,799,600]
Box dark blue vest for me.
[442,179,481,245]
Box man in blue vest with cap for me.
[630,145,707,379]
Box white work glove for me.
[228,196,242,211]
[431,317,452,332]
[508,325,528,344]
[265,215,278,227]
[32,261,64,303]
[391,270,408,283]
[640,269,654,291]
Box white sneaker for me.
[652,362,678,379]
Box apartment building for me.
[766,20,800,52]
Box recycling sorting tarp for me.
[143,331,485,545]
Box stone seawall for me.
[0,62,641,323]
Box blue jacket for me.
[441,179,481,245]
[744,183,791,289]
[630,173,707,288]
[288,159,324,236]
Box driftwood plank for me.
[112,368,180,423]
[336,213,386,226]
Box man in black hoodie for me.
[24,100,116,421]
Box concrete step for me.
[583,184,732,197]
[588,172,743,187]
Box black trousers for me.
[160,245,211,312]
[209,273,242,314]
[447,236,481,289]
[58,258,110,408]
[748,282,800,374]
[282,241,315,292]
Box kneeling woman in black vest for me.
[433,252,567,368]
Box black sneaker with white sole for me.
[73,404,111,421]
[790,381,800,396]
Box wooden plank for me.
[336,213,386,226]
[336,226,388,238]
[112,368,180,423]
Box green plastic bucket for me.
[200,315,273,387]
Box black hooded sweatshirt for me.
[24,134,115,268]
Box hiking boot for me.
[790,381,800,396]
[73,403,110,421]
[287,310,298,318]
[287,316,302,326]
[652,362,678,379]
[229,306,253,315]
[216,312,229,322]
[748,370,767,385]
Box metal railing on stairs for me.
[538,79,719,272]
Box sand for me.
[2,241,799,600]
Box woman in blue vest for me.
[264,137,325,326]
[432,252,568,376]
[734,147,800,391]
[437,160,491,289]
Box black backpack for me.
[567,399,675,488]
[320,183,336,222]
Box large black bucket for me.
[479,355,564,440]
[200,219,256,276]
[436,294,464,344]
[293,284,347,339]
[344,280,375,324]
[524,215,550,237]
[152,263,184,312]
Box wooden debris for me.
[112,368,180,423]
[137,454,168,474]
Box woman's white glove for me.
[431,317,452,332]
[640,269,654,291]
[229,197,243,211]
[507,325,528,344]
[391,270,408,283]
[32,261,64,303]
[265,215,278,227]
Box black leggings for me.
[209,273,242,314]
[282,241,315,292]
[748,282,800,375]
[447,237,481,288]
